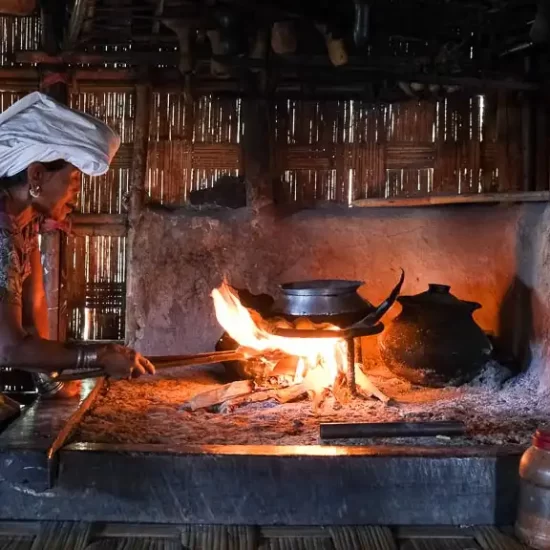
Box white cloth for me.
[0,92,121,178]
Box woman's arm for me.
[0,228,154,378]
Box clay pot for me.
[378,284,492,387]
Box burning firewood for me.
[276,384,308,404]
[355,365,390,403]
[180,380,255,412]
[217,389,277,414]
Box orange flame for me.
[212,282,346,389]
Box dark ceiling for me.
[21,0,550,98]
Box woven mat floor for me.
[0,523,532,550]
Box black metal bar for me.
[320,421,466,440]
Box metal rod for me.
[320,421,466,440]
[273,323,384,339]
[54,350,246,381]
[346,338,357,396]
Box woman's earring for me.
[30,186,41,198]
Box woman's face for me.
[28,163,81,221]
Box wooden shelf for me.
[353,191,550,208]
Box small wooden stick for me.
[180,380,255,412]
[355,365,390,403]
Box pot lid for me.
[280,280,364,297]
[397,283,481,311]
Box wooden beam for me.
[71,213,127,225]
[13,50,541,91]
[70,213,128,238]
[353,191,550,208]
[242,98,274,207]
[125,83,151,346]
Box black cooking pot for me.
[378,284,493,387]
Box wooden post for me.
[125,83,151,346]
[40,68,69,341]
[242,98,274,207]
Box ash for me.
[74,360,550,448]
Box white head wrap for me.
[0,91,121,178]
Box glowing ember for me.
[212,281,346,392]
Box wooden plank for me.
[94,524,180,539]
[473,527,528,550]
[262,528,328,539]
[30,521,91,550]
[330,526,396,550]
[0,538,33,550]
[260,538,334,550]
[353,191,550,207]
[401,538,480,550]
[71,225,127,238]
[0,525,38,538]
[87,539,180,550]
[47,378,106,461]
[72,214,127,226]
[396,528,475,539]
[181,525,258,550]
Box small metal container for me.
[516,428,550,549]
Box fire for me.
[212,282,346,391]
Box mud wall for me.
[128,204,539,363]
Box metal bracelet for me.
[74,348,100,371]
[33,372,64,396]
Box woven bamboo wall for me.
[62,235,126,341]
[147,93,242,205]
[69,91,135,214]
[62,91,134,340]
[141,91,526,206]
[273,93,523,204]
[0,15,40,67]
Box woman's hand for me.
[98,344,156,380]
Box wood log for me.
[217,389,277,414]
[276,383,307,403]
[180,380,255,412]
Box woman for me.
[0,92,155,397]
